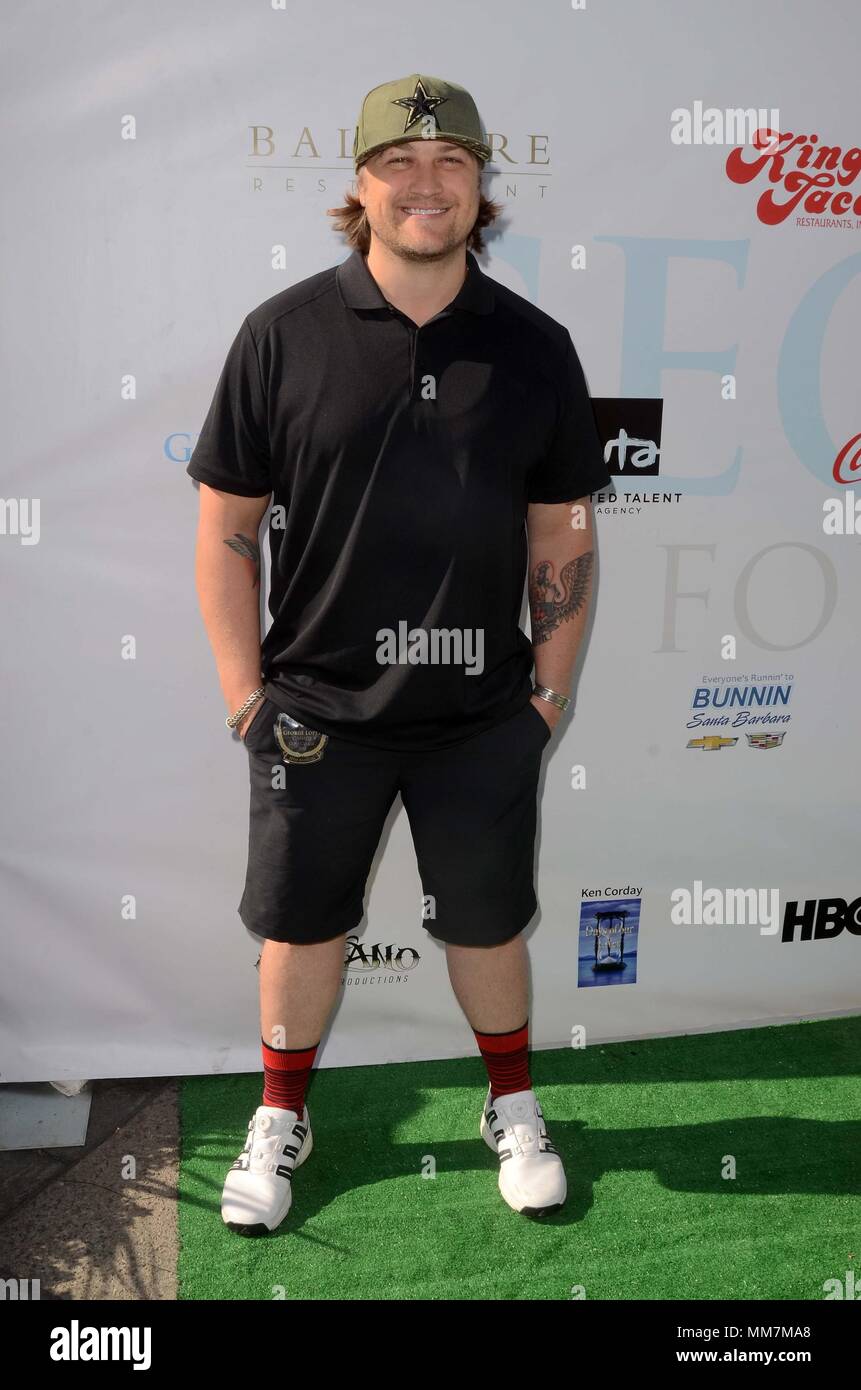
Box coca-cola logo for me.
[833,432,861,485]
[725,127,861,225]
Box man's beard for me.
[370,212,472,262]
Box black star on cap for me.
[391,78,446,135]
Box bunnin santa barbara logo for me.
[725,125,861,230]
[685,672,793,750]
[589,397,681,519]
[577,889,641,987]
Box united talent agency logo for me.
[725,126,861,229]
[589,398,682,520]
[685,673,793,749]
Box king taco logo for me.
[725,126,861,228]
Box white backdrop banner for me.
[2,0,859,1082]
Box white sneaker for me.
[221,1103,313,1235]
[480,1086,566,1217]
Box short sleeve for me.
[186,317,273,497]
[525,332,612,503]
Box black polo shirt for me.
[187,248,612,750]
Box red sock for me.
[261,1037,319,1114]
[473,1018,531,1101]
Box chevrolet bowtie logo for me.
[686,736,738,751]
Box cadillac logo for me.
[745,732,786,749]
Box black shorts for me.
[237,699,553,947]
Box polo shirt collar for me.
[337,247,495,316]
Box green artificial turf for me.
[178,1016,860,1300]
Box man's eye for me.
[387,154,462,165]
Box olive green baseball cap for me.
[353,73,492,171]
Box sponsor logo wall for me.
[2,1,858,1080]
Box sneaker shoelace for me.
[493,1097,544,1157]
[246,1111,302,1175]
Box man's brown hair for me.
[327,151,503,255]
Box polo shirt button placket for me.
[386,303,419,399]
[410,326,417,397]
[409,316,444,398]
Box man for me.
[187,73,612,1236]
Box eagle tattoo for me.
[529,552,594,643]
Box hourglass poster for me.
[577,894,641,988]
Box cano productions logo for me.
[343,935,420,985]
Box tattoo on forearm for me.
[223,532,261,589]
[529,551,594,643]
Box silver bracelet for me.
[534,684,571,712]
[226,687,265,730]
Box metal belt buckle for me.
[274,712,328,765]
